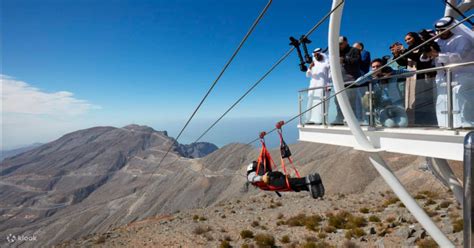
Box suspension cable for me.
[142,0,273,190]
[193,0,345,143]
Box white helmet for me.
[248,161,260,173]
[247,163,255,172]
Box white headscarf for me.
[435,16,474,46]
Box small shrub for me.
[317,232,327,239]
[302,242,317,248]
[346,215,367,229]
[305,215,323,231]
[453,218,463,232]
[415,194,426,200]
[204,232,214,241]
[286,213,306,226]
[305,235,318,242]
[302,241,332,248]
[425,199,436,206]
[223,235,232,241]
[251,221,260,227]
[94,235,106,244]
[280,235,290,243]
[368,215,381,222]
[439,201,450,208]
[416,238,437,248]
[192,215,199,221]
[240,230,254,239]
[220,240,232,248]
[276,220,285,226]
[423,207,437,217]
[327,211,349,229]
[254,233,275,247]
[449,212,460,219]
[345,228,365,239]
[275,202,282,207]
[398,203,405,208]
[343,240,359,248]
[193,225,211,235]
[385,216,396,223]
[277,213,284,219]
[383,197,399,207]
[199,216,207,221]
[420,190,439,199]
[323,225,337,233]
[359,207,369,214]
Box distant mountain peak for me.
[123,124,155,132]
[123,124,168,136]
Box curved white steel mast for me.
[327,0,454,246]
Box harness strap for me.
[276,121,301,179]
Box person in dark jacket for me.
[246,161,324,199]
[353,42,371,74]
[331,36,364,124]
[339,36,362,80]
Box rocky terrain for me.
[0,125,219,247]
[1,124,464,247]
[58,188,463,248]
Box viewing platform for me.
[297,62,474,161]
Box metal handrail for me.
[298,60,474,93]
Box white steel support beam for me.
[328,0,454,246]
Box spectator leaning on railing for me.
[331,36,364,124]
[357,58,410,127]
[388,42,407,70]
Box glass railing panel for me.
[369,75,411,128]
[298,61,474,130]
[446,64,474,129]
[299,86,328,126]
[327,85,369,126]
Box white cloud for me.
[1,75,100,116]
[1,75,101,149]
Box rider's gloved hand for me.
[262,172,270,184]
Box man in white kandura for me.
[428,16,474,128]
[305,48,331,125]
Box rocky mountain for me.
[0,124,219,247]
[0,143,43,161]
[0,124,462,247]
[178,142,219,158]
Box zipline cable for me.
[194,0,345,143]
[142,0,273,190]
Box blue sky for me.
[2,0,448,149]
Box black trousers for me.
[267,171,308,192]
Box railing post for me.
[447,68,454,129]
[367,82,374,127]
[323,86,328,126]
[464,132,474,248]
[298,92,303,126]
